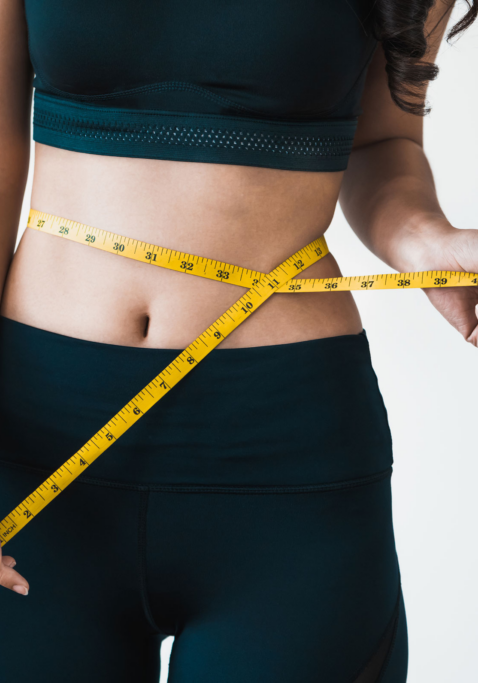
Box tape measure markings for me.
[29,209,324,289]
[27,210,478,292]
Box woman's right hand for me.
[0,544,29,595]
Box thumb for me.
[0,544,29,595]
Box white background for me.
[15,4,478,681]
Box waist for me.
[0,315,393,488]
[1,147,363,346]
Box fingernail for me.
[13,585,28,596]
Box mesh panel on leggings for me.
[352,605,399,682]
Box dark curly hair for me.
[373,0,478,115]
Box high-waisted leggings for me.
[0,315,408,682]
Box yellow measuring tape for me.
[22,209,478,292]
[0,209,477,547]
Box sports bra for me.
[25,0,378,172]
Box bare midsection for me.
[0,143,363,348]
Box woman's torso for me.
[0,0,376,348]
[1,147,363,347]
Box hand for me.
[415,227,478,347]
[0,543,29,595]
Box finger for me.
[466,321,478,347]
[0,563,29,595]
[0,538,27,592]
[465,305,478,347]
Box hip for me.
[0,315,393,487]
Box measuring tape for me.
[0,209,477,547]
[24,209,478,292]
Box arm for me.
[339,0,478,345]
[0,0,33,301]
[0,0,33,596]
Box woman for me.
[0,0,476,681]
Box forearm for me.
[0,0,34,303]
[0,134,30,301]
[339,137,456,273]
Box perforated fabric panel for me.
[33,92,358,172]
[36,114,352,157]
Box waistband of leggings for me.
[0,315,393,487]
[0,314,368,357]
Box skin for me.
[0,0,476,596]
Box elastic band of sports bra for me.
[32,91,358,172]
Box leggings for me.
[0,315,408,682]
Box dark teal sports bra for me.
[25,0,377,172]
